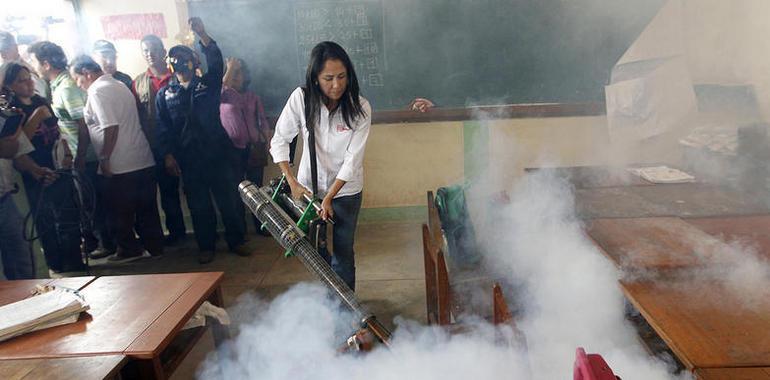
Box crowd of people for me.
[0,17,272,279]
[0,16,434,289]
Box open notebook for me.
[0,287,89,343]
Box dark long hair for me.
[2,62,28,91]
[303,41,366,131]
[1,63,39,104]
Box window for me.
[2,0,80,61]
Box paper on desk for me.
[679,127,739,156]
[629,166,695,184]
[182,301,230,330]
[0,288,89,342]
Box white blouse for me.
[270,87,371,199]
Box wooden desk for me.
[695,367,770,380]
[625,184,769,218]
[686,215,770,258]
[575,187,671,219]
[0,272,226,379]
[524,165,653,189]
[0,355,127,380]
[620,279,770,369]
[587,217,730,271]
[0,277,96,306]
[575,183,770,219]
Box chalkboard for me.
[189,0,665,115]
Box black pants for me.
[103,167,164,256]
[180,153,245,251]
[78,161,115,252]
[156,163,187,238]
[234,147,265,231]
[23,174,83,272]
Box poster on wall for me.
[101,13,167,40]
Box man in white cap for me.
[91,39,133,90]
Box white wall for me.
[77,0,188,78]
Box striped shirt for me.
[50,71,94,161]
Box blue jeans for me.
[0,195,35,279]
[321,192,362,291]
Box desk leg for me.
[135,357,165,380]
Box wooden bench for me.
[422,191,514,327]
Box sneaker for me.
[229,244,252,257]
[81,239,99,255]
[198,250,215,264]
[107,250,152,264]
[88,248,116,260]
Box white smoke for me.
[476,170,687,379]
[681,238,770,310]
[196,165,697,380]
[197,283,531,380]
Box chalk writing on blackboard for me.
[295,1,385,87]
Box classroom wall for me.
[77,0,187,78]
[357,115,617,208]
[362,121,465,208]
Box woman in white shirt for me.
[270,41,371,291]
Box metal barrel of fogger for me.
[239,181,390,345]
[274,192,335,226]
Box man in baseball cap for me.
[91,39,133,89]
